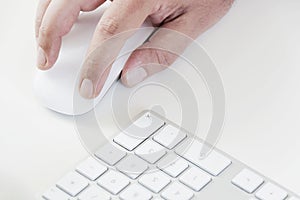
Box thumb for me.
[121,47,178,87]
[121,28,192,87]
[121,0,233,87]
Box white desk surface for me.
[0,0,300,199]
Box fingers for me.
[35,0,51,39]
[79,0,156,99]
[36,0,81,70]
[121,16,196,87]
[121,0,234,87]
[36,0,105,70]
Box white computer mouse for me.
[34,6,154,115]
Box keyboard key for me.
[116,155,149,179]
[179,167,212,192]
[97,170,130,195]
[113,132,145,151]
[153,125,186,149]
[232,168,264,193]
[124,112,165,139]
[119,184,152,200]
[56,171,89,197]
[255,182,288,200]
[175,138,231,176]
[78,185,111,200]
[76,157,107,181]
[133,112,156,127]
[139,170,171,193]
[94,143,126,166]
[157,153,189,178]
[42,186,70,200]
[135,140,167,164]
[161,182,194,200]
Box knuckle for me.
[153,49,174,67]
[98,17,119,36]
[82,58,102,80]
[39,26,53,39]
[38,26,55,50]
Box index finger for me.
[79,0,157,99]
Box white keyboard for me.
[40,111,299,200]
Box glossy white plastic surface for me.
[34,8,154,115]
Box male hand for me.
[35,0,233,99]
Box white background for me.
[0,0,300,199]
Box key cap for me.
[133,112,155,128]
[76,157,107,181]
[78,185,111,200]
[42,186,70,200]
[232,168,264,193]
[179,167,212,192]
[97,170,130,195]
[119,184,152,200]
[135,140,167,164]
[124,112,165,139]
[175,138,231,176]
[56,171,89,197]
[255,182,288,200]
[139,170,171,193]
[113,132,145,151]
[116,155,149,179]
[94,143,126,166]
[161,182,194,200]
[153,125,186,149]
[157,153,189,178]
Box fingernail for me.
[37,47,46,69]
[80,79,94,99]
[125,67,147,87]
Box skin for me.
[35,0,234,99]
